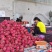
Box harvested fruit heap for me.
[0,20,44,52]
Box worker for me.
[16,18,21,22]
[32,17,46,35]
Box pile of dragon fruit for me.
[0,20,44,52]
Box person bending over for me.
[33,17,46,35]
